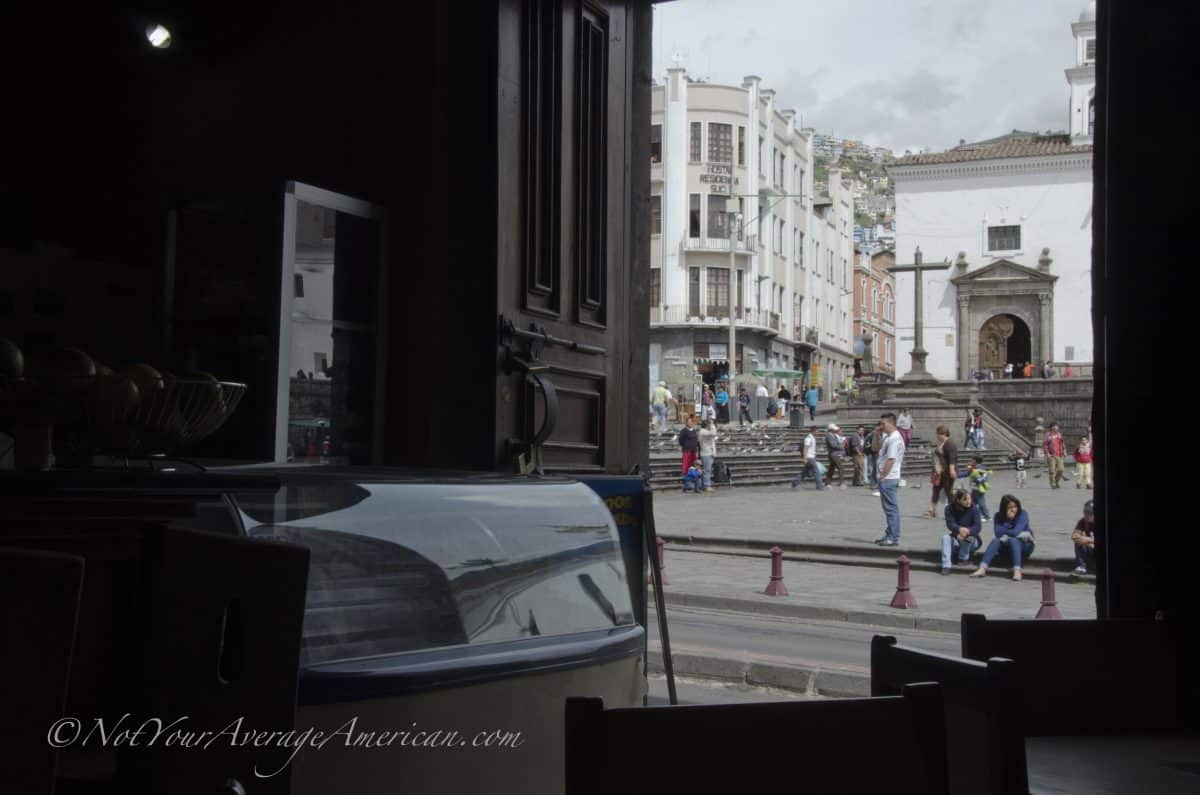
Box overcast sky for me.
[652,0,1090,154]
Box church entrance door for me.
[978,314,1031,377]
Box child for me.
[682,461,704,493]
[1071,499,1095,574]
[1009,447,1028,488]
[1074,435,1093,489]
[967,455,991,522]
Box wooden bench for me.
[872,635,1026,795]
[566,683,950,795]
[961,613,1188,735]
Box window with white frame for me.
[690,122,702,162]
[708,123,732,164]
[707,195,729,239]
[987,224,1021,252]
[1085,38,1096,63]
[651,195,661,235]
[689,194,701,237]
[738,126,746,165]
[759,137,765,175]
[651,124,662,163]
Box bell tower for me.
[1066,2,1097,143]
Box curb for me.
[646,649,870,698]
[651,591,961,633]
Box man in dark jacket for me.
[823,423,848,488]
[940,488,982,575]
[737,388,753,426]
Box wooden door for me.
[494,0,650,474]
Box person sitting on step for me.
[970,494,1035,581]
[940,488,982,575]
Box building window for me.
[650,124,662,163]
[690,122,702,162]
[650,268,661,305]
[987,224,1021,251]
[707,267,730,315]
[798,170,806,203]
[1088,99,1095,137]
[294,273,305,298]
[707,195,729,239]
[650,195,661,235]
[689,267,701,316]
[736,197,745,240]
[708,123,732,164]
[689,194,701,237]
[797,232,804,265]
[1085,38,1096,62]
[842,258,848,289]
[738,126,746,165]
[828,251,834,283]
[777,219,784,254]
[793,164,799,194]
[759,137,765,175]
[737,270,744,316]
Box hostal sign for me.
[699,164,735,195]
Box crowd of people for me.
[671,403,1097,578]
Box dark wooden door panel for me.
[496,0,638,474]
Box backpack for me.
[713,460,733,484]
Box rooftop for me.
[891,134,1093,167]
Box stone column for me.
[1038,292,1053,365]
[957,295,971,380]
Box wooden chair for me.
[961,613,1187,735]
[565,683,950,795]
[0,547,85,795]
[0,524,309,794]
[872,635,1027,795]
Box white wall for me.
[893,160,1093,380]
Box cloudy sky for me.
[652,0,1091,153]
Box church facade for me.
[888,4,1096,381]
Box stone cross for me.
[888,247,951,383]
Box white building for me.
[888,3,1095,381]
[649,67,856,397]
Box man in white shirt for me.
[755,383,769,398]
[790,426,826,490]
[875,412,906,545]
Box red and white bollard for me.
[764,546,788,596]
[1034,568,1064,619]
[889,555,917,609]
[647,537,669,586]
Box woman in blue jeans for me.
[970,494,1034,581]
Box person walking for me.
[940,489,983,575]
[651,381,671,431]
[967,455,991,521]
[698,418,719,493]
[804,384,819,421]
[674,388,686,423]
[923,425,957,519]
[896,408,914,447]
[791,425,826,490]
[971,494,1035,581]
[1010,447,1029,488]
[866,422,883,490]
[755,382,769,398]
[700,384,715,423]
[1074,435,1093,489]
[737,387,753,426]
[875,412,906,546]
[1043,422,1066,488]
[850,425,867,486]
[962,409,976,450]
[678,415,700,476]
[972,408,985,450]
[823,423,848,489]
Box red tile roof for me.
[892,135,1093,166]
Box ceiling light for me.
[145,24,172,49]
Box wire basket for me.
[88,377,248,454]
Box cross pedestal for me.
[884,247,954,404]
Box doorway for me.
[978,314,1032,377]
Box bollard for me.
[1034,568,1064,619]
[763,546,788,596]
[647,537,669,586]
[889,555,917,609]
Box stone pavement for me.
[652,547,1098,633]
[652,467,1094,569]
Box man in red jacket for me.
[1043,422,1066,489]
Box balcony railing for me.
[651,305,781,333]
[683,237,753,253]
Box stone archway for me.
[978,314,1031,376]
